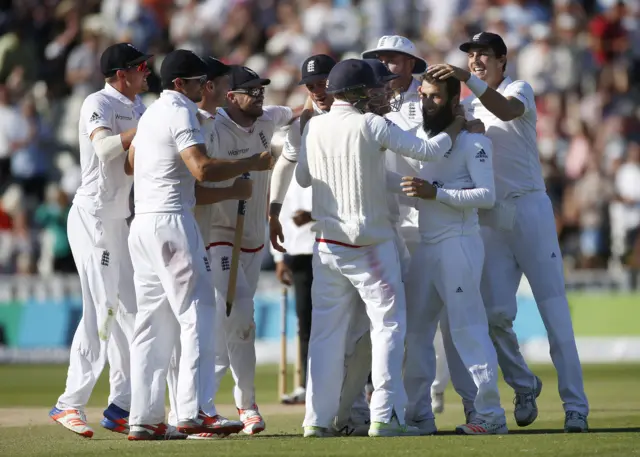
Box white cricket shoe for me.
[407,418,437,436]
[368,416,421,437]
[455,418,508,435]
[303,426,334,438]
[281,386,305,405]
[514,375,543,427]
[49,407,94,438]
[432,392,445,414]
[165,424,188,439]
[564,411,588,433]
[238,404,266,435]
[186,416,243,439]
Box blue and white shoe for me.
[100,403,130,435]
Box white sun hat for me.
[361,35,427,74]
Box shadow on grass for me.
[431,427,640,436]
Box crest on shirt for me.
[408,102,416,120]
[475,149,487,162]
[432,180,444,189]
[259,131,269,150]
[221,256,230,271]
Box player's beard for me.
[422,101,455,138]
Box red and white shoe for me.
[128,423,183,440]
[186,416,244,439]
[49,407,93,438]
[238,404,266,435]
[178,411,244,435]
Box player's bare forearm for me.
[124,145,135,175]
[202,153,273,182]
[120,127,137,151]
[477,90,524,122]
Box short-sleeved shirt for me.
[462,76,546,201]
[132,90,205,214]
[73,83,146,219]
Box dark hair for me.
[162,79,177,90]
[420,73,461,102]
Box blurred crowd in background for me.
[0,0,638,284]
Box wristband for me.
[466,74,488,97]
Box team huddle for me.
[49,31,590,441]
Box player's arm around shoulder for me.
[262,105,296,128]
[294,121,312,189]
[465,133,496,208]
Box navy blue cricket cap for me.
[298,54,337,85]
[363,59,399,84]
[160,49,208,86]
[229,66,271,90]
[326,59,383,95]
[203,56,231,81]
[100,43,152,77]
[459,32,508,56]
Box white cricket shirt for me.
[462,77,546,201]
[412,130,495,244]
[384,78,422,243]
[193,108,217,238]
[74,83,146,219]
[207,105,293,250]
[296,103,452,247]
[132,90,205,214]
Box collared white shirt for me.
[74,83,146,219]
[206,105,293,249]
[132,90,204,214]
[462,76,546,201]
[193,107,217,238]
[414,130,495,244]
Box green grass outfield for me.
[0,364,639,457]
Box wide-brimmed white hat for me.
[361,35,427,74]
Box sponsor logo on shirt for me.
[259,131,269,150]
[444,149,452,158]
[116,113,133,120]
[475,149,487,162]
[432,180,444,189]
[89,112,101,122]
[101,250,110,267]
[228,148,249,156]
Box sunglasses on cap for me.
[229,87,265,97]
[172,75,208,85]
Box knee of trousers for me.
[224,298,256,344]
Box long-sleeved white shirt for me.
[295,102,452,246]
[385,78,423,243]
[206,105,293,250]
[462,77,545,201]
[407,130,496,244]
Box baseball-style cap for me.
[298,54,337,85]
[203,56,231,81]
[363,59,399,84]
[229,66,271,90]
[160,49,208,85]
[459,32,508,56]
[326,59,383,95]
[361,35,427,74]
[100,43,152,77]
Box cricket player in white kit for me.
[270,54,337,406]
[126,50,272,440]
[206,65,294,435]
[363,36,451,411]
[49,43,151,438]
[296,59,465,438]
[402,74,507,435]
[166,56,249,440]
[428,32,589,432]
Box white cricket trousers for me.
[57,205,136,412]
[303,239,408,428]
[128,212,217,425]
[209,243,263,410]
[404,234,504,422]
[480,191,588,414]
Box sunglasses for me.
[173,75,208,85]
[229,87,265,98]
[113,61,149,73]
